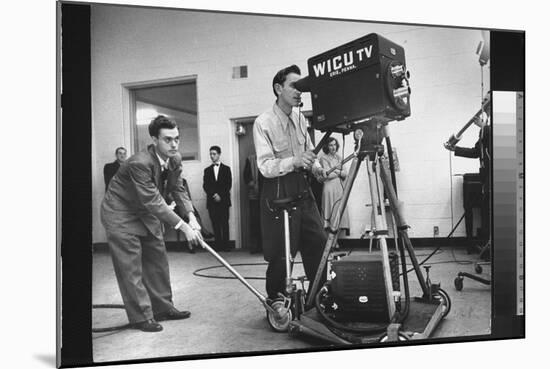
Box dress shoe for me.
[131,319,163,332]
[154,309,191,321]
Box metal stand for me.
[297,123,450,343]
[198,193,309,333]
[307,125,440,309]
[454,239,491,291]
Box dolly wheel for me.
[378,332,410,342]
[475,264,483,274]
[435,288,452,318]
[454,276,464,291]
[266,300,293,332]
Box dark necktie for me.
[160,167,168,195]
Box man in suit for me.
[203,146,232,251]
[103,146,127,191]
[101,115,202,332]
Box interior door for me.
[237,120,256,251]
[236,112,314,251]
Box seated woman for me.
[319,137,350,236]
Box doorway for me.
[124,76,200,161]
[233,112,315,251]
[235,118,257,251]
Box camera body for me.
[305,33,411,131]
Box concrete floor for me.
[92,246,491,363]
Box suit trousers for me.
[208,203,230,250]
[106,229,175,323]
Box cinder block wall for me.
[91,5,486,244]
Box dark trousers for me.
[468,183,490,242]
[265,223,327,300]
[463,174,490,242]
[106,230,175,323]
[260,172,327,300]
[208,204,230,250]
[249,199,262,253]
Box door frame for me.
[229,112,314,250]
[121,75,199,159]
[230,116,257,250]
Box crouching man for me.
[101,115,202,332]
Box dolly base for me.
[289,299,444,344]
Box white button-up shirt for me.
[253,102,321,178]
[156,153,167,171]
[213,162,220,181]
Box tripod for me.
[306,124,450,323]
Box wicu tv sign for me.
[303,33,410,131]
[312,45,375,79]
[307,33,404,83]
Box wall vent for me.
[232,65,248,79]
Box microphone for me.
[298,102,304,108]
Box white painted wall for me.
[91,5,487,244]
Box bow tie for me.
[213,163,220,166]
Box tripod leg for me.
[367,158,396,318]
[379,163,430,296]
[392,215,399,255]
[305,155,363,308]
[369,206,375,252]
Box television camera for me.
[285,33,451,343]
[294,33,411,133]
[169,33,450,344]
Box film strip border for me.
[516,92,524,316]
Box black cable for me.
[402,212,466,275]
[192,261,303,280]
[396,236,410,322]
[385,136,398,195]
[403,259,474,266]
[92,304,132,333]
[449,243,475,265]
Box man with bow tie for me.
[101,115,202,332]
[203,145,232,251]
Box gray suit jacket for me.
[101,145,194,239]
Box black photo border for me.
[58,2,525,367]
